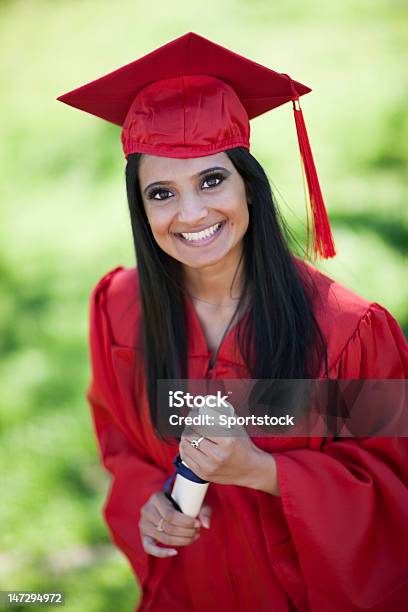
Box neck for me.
[182,241,246,307]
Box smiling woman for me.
[139,153,249,268]
[125,145,327,423]
[58,32,408,612]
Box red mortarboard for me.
[57,32,336,260]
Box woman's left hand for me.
[179,426,277,493]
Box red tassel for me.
[280,73,336,260]
[292,98,336,260]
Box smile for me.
[174,221,226,246]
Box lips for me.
[174,220,226,246]
[176,221,223,236]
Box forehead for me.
[139,151,234,182]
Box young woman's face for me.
[138,152,249,269]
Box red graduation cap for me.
[57,32,336,260]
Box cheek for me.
[226,192,250,228]
[236,210,250,238]
[147,210,173,236]
[223,182,249,217]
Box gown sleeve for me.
[86,267,167,588]
[258,302,408,611]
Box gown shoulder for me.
[293,257,408,377]
[89,264,142,347]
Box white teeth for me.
[180,222,222,241]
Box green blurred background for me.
[0,0,407,610]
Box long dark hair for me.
[125,147,328,439]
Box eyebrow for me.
[142,166,230,196]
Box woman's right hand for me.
[139,491,211,558]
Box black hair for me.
[125,147,328,439]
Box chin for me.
[184,250,231,269]
[160,238,234,267]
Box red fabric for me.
[280,74,336,261]
[121,75,250,159]
[86,258,408,611]
[56,31,310,139]
[292,100,336,260]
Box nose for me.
[177,193,209,226]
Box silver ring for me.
[157,517,165,532]
[190,436,204,449]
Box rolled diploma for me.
[171,395,235,517]
[171,472,209,518]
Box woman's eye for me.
[148,188,172,201]
[201,173,225,189]
[147,173,225,199]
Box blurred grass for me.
[0,0,407,610]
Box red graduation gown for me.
[86,258,408,611]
